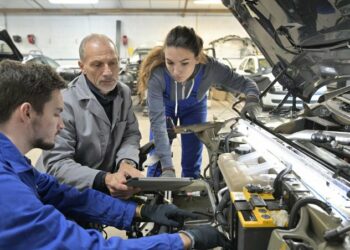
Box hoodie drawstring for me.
[175,81,178,116]
[174,79,194,117]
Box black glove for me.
[184,225,232,249]
[241,95,260,120]
[141,204,198,227]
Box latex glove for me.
[105,163,143,199]
[141,204,198,227]
[241,95,261,120]
[184,225,232,249]
[161,168,176,178]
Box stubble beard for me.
[33,138,55,150]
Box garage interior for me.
[1,1,350,249]
[6,0,247,178]
[2,0,247,244]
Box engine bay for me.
[128,106,350,249]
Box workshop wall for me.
[0,14,248,65]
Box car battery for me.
[230,186,286,250]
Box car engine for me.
[128,89,350,249]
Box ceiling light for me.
[193,0,222,4]
[49,0,98,4]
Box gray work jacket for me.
[36,74,141,190]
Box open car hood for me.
[223,0,350,102]
[0,29,23,61]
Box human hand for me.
[241,95,261,120]
[183,225,232,249]
[119,161,143,177]
[105,163,144,199]
[141,204,198,227]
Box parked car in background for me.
[236,55,326,111]
[23,51,81,82]
[23,51,60,69]
[120,47,151,96]
[56,65,81,82]
[119,47,152,95]
[0,29,23,61]
[208,35,259,71]
[0,29,80,82]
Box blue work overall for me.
[147,67,207,178]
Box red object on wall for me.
[27,34,36,44]
[122,35,128,46]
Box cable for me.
[203,163,211,179]
[101,225,109,239]
[324,224,350,243]
[273,164,292,199]
[288,197,332,229]
[231,98,244,116]
[215,190,231,231]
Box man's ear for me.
[78,61,85,74]
[18,102,33,122]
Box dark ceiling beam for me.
[32,0,45,9]
[181,0,189,17]
[0,8,229,15]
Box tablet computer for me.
[126,177,193,191]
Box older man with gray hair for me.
[37,33,143,199]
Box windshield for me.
[0,40,13,54]
[130,49,151,64]
[258,58,272,74]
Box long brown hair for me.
[138,26,207,101]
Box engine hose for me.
[288,197,332,229]
[213,166,221,194]
[203,163,210,179]
[324,223,350,242]
[273,164,292,199]
[205,154,218,180]
[215,190,230,229]
[224,130,238,153]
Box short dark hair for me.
[0,60,67,123]
[165,26,204,57]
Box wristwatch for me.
[121,159,137,167]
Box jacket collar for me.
[0,133,32,174]
[72,74,95,101]
[70,74,124,128]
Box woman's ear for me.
[195,57,200,64]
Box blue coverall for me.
[147,68,207,178]
[0,133,184,249]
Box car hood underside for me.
[223,0,350,102]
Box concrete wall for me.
[0,14,248,66]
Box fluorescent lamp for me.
[49,0,98,4]
[193,0,222,4]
